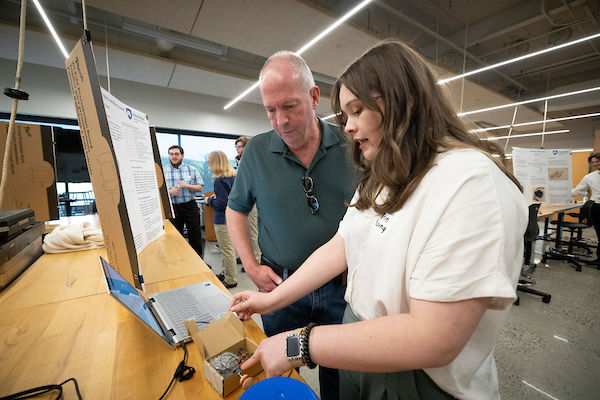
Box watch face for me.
[286,335,301,358]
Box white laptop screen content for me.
[100,257,169,342]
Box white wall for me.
[0,57,272,136]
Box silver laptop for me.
[99,256,231,348]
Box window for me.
[160,133,238,194]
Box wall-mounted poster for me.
[512,147,573,205]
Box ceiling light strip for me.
[470,112,600,132]
[484,129,569,141]
[297,0,373,55]
[438,31,600,84]
[322,113,337,120]
[223,82,260,110]
[224,0,374,110]
[458,86,600,117]
[32,0,69,59]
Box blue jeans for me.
[262,279,346,400]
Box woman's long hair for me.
[331,40,522,214]
[207,151,236,178]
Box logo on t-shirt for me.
[375,214,390,233]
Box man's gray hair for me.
[259,51,316,92]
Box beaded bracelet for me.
[301,322,317,369]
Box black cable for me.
[1,343,194,400]
[0,377,82,400]
[158,341,195,400]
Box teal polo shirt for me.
[228,118,357,270]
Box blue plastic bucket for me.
[240,376,318,400]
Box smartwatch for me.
[286,332,303,362]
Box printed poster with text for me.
[101,88,164,253]
[512,147,572,205]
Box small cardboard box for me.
[195,312,263,397]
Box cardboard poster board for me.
[0,121,59,221]
[512,147,573,205]
[100,89,164,254]
[149,127,173,220]
[65,33,144,289]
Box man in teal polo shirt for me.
[226,51,356,400]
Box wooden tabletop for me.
[0,219,302,399]
[537,203,583,219]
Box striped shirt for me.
[164,162,204,204]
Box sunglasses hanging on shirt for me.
[302,175,320,215]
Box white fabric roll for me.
[42,222,105,253]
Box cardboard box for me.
[195,313,263,397]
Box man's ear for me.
[310,86,320,110]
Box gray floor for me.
[495,227,600,400]
[203,224,600,399]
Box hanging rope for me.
[459,2,469,114]
[105,15,111,93]
[0,0,28,209]
[503,71,525,154]
[435,1,439,66]
[540,99,549,148]
[81,0,88,30]
[504,106,520,154]
[540,71,551,149]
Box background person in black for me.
[572,153,600,264]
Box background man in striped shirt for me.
[165,145,204,257]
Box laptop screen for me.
[99,256,170,343]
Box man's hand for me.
[177,180,188,189]
[245,264,283,292]
[169,186,181,196]
[240,330,303,378]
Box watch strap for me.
[301,322,317,369]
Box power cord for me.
[1,343,194,400]
[0,377,82,400]
[158,341,195,400]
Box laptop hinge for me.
[147,299,177,346]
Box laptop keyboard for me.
[154,288,214,338]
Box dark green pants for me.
[339,305,457,400]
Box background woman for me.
[230,40,527,399]
[206,151,238,288]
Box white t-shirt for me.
[572,170,600,202]
[338,149,528,400]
